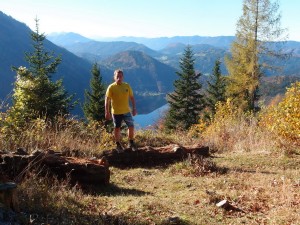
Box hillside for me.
[0,12,174,115]
[157,43,228,75]
[2,13,300,117]
[102,50,178,113]
[0,12,95,116]
[58,40,160,61]
[47,32,92,46]
[102,51,177,93]
[49,32,300,78]
[92,35,236,50]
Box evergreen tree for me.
[164,46,205,131]
[9,18,74,124]
[225,0,288,112]
[83,63,106,122]
[206,59,227,115]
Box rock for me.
[216,199,229,208]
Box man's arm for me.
[105,96,112,120]
[130,95,137,116]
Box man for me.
[105,69,137,152]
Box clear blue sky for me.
[1,0,299,41]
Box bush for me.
[201,99,278,153]
[260,81,300,146]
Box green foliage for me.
[83,62,106,122]
[205,59,227,115]
[225,0,288,112]
[8,19,74,126]
[164,46,205,131]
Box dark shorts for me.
[112,112,134,128]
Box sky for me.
[1,0,300,41]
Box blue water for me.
[134,104,169,129]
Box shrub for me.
[201,98,277,153]
[259,81,300,146]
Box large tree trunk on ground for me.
[0,144,209,186]
[98,144,209,167]
[0,149,110,187]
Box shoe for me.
[129,141,138,151]
[116,143,124,153]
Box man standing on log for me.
[105,69,138,152]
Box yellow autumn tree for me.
[260,81,300,144]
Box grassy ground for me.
[1,113,299,224]
[17,150,299,225]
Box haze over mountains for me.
[1,11,300,118]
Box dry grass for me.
[0,118,115,156]
[1,115,299,224]
[15,151,299,225]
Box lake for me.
[134,104,168,129]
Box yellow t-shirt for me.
[106,82,133,114]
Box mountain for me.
[52,40,160,61]
[0,12,102,116]
[0,12,177,115]
[93,35,236,50]
[102,51,177,92]
[101,50,178,113]
[47,32,92,46]
[49,32,300,78]
[2,13,300,117]
[157,43,228,75]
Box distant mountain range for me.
[0,12,175,115]
[48,32,300,77]
[47,32,236,50]
[1,11,300,117]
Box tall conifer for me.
[164,46,205,131]
[9,18,74,124]
[206,59,226,115]
[83,63,106,122]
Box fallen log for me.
[0,150,110,187]
[98,144,209,167]
[0,144,209,185]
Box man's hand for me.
[105,111,112,120]
[132,108,137,116]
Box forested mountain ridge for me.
[0,12,178,115]
[0,12,103,116]
[102,50,177,93]
[47,32,92,46]
[48,32,236,50]
[1,11,300,117]
[61,40,160,61]
[49,32,300,78]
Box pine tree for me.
[206,59,227,115]
[9,18,74,124]
[83,63,106,122]
[164,46,205,131]
[225,0,288,112]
